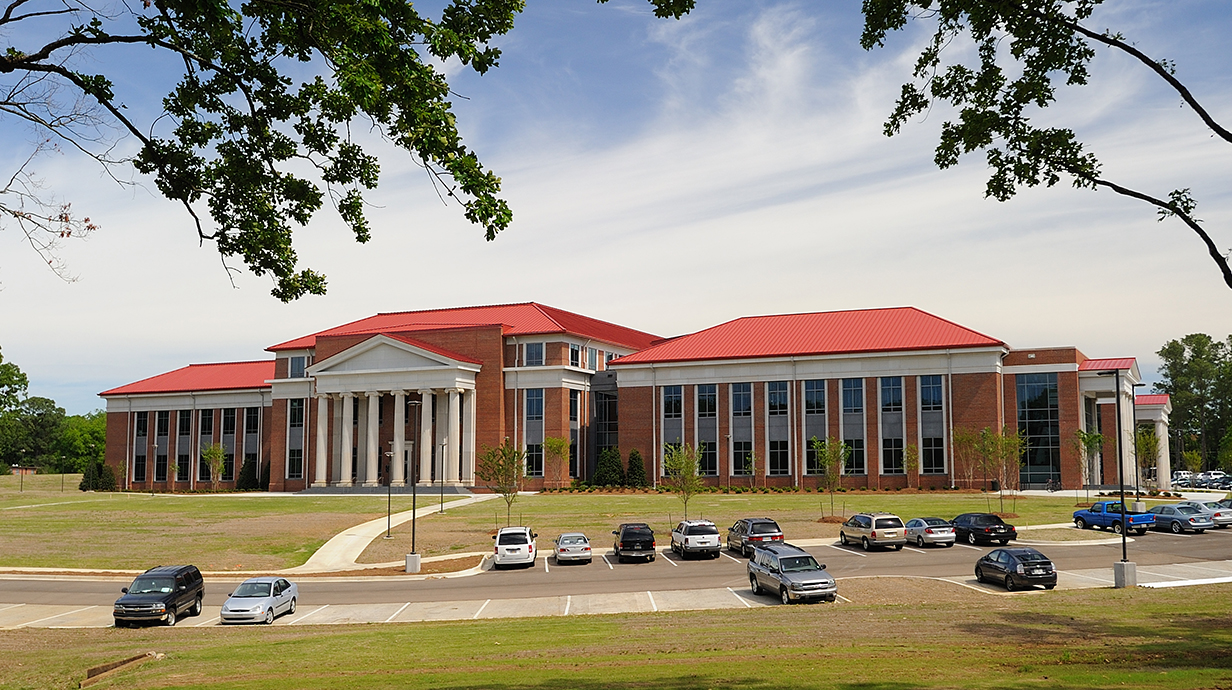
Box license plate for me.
[506,548,521,553]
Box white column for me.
[1156,419,1171,490]
[419,389,433,486]
[337,393,353,487]
[355,393,369,484]
[313,395,329,487]
[462,388,476,485]
[392,390,406,487]
[447,388,461,484]
[364,392,380,487]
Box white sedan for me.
[221,577,298,624]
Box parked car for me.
[951,513,1017,545]
[904,517,956,547]
[1072,501,1155,535]
[727,518,784,557]
[670,519,722,559]
[1176,501,1232,528]
[1146,505,1214,533]
[492,526,538,569]
[221,577,298,624]
[975,547,1057,591]
[553,532,592,564]
[1216,499,1232,510]
[747,543,837,604]
[113,564,204,628]
[612,523,656,562]
[839,512,906,551]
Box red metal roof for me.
[100,360,275,396]
[610,307,1004,365]
[1078,358,1137,371]
[1136,394,1170,406]
[267,303,659,352]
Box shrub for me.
[236,456,260,490]
[625,449,647,487]
[594,447,625,487]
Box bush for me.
[625,449,647,487]
[236,457,260,490]
[594,447,625,487]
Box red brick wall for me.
[1057,371,1082,489]
[1003,348,1084,367]
[412,325,507,451]
[718,383,730,477]
[865,378,880,489]
[268,399,288,491]
[619,385,654,479]
[105,411,128,484]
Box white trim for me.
[1002,363,1080,374]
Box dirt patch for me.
[817,516,845,523]
[294,555,485,577]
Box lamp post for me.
[407,400,421,555]
[439,439,447,514]
[1097,369,1134,587]
[382,451,394,539]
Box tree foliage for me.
[0,347,29,411]
[476,440,524,525]
[594,447,625,487]
[201,442,227,491]
[662,443,705,520]
[625,448,647,488]
[1134,426,1159,481]
[860,0,1232,290]
[975,425,1026,513]
[1154,333,1232,471]
[542,436,570,487]
[810,436,848,517]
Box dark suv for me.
[952,513,1017,545]
[727,518,784,557]
[114,565,204,627]
[612,523,657,562]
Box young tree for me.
[1135,427,1161,486]
[542,437,571,489]
[861,1,1232,291]
[662,443,705,520]
[904,442,920,490]
[476,441,525,526]
[811,436,849,517]
[201,443,227,492]
[1183,450,1204,475]
[951,427,980,490]
[1073,429,1105,501]
[594,447,625,487]
[975,426,1025,513]
[625,449,648,488]
[168,456,179,494]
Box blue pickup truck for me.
[1073,502,1155,535]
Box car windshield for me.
[923,518,949,526]
[686,524,719,535]
[1201,503,1222,510]
[751,522,780,534]
[128,577,174,594]
[623,528,652,538]
[498,533,529,545]
[875,518,904,529]
[559,536,586,545]
[1016,552,1048,563]
[233,582,272,597]
[971,515,1004,526]
[1176,506,1201,515]
[779,556,822,572]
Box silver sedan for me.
[904,517,956,547]
[220,577,298,624]
[553,533,593,564]
[1178,501,1232,528]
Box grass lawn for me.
[1,581,1229,689]
[0,475,458,571]
[361,489,1104,562]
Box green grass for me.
[2,583,1230,689]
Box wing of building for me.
[100,303,1173,493]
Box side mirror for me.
[819,564,827,570]
[492,535,497,539]
[178,585,187,591]
[121,587,129,594]
[532,533,538,539]
[228,592,234,597]
[612,531,618,535]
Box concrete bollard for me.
[1113,561,1137,588]
[406,553,421,574]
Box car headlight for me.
[152,603,165,612]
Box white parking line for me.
[193,616,220,627]
[15,605,94,628]
[0,603,24,613]
[1174,563,1232,575]
[543,557,549,574]
[472,600,490,619]
[902,546,927,554]
[727,587,752,608]
[1058,570,1113,584]
[290,605,329,625]
[836,594,852,603]
[955,543,983,551]
[646,591,658,612]
[1137,569,1188,580]
[822,543,867,557]
[661,553,679,567]
[721,552,742,563]
[1151,530,1193,537]
[384,603,411,623]
[601,554,613,570]
[564,595,571,616]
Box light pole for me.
[1098,368,1134,587]
[383,451,394,539]
[439,440,447,514]
[407,400,421,555]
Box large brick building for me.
[100,303,1172,493]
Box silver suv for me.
[670,520,721,559]
[839,512,906,551]
[747,543,837,604]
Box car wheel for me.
[780,588,791,605]
[998,539,1009,545]
[1044,584,1056,590]
[649,554,656,562]
[264,608,274,625]
[839,533,848,546]
[916,536,926,548]
[289,597,297,614]
[1112,522,1123,535]
[191,596,202,617]
[742,545,751,558]
[1005,576,1016,592]
[862,537,871,552]
[1196,529,1206,534]
[968,532,978,545]
[1171,521,1183,534]
[165,609,177,627]
[114,619,127,629]
[750,574,762,596]
[975,567,985,583]
[894,544,903,551]
[1075,517,1087,530]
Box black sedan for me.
[975,547,1057,591]
[952,513,1017,545]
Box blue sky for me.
[2,0,1231,414]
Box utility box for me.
[406,553,421,574]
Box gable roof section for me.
[610,307,1004,365]
[1135,394,1170,406]
[311,332,484,369]
[100,360,275,396]
[267,303,659,352]
[1078,358,1138,372]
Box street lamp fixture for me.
[382,451,395,539]
[407,400,421,555]
[1097,368,1135,587]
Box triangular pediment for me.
[310,335,468,374]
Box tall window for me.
[570,344,581,367]
[1018,373,1061,485]
[569,390,579,422]
[923,437,945,474]
[525,444,543,477]
[769,440,789,475]
[223,453,235,481]
[842,379,863,413]
[804,380,825,415]
[768,381,788,416]
[699,441,718,476]
[697,384,717,418]
[288,449,304,480]
[596,392,618,452]
[246,407,260,434]
[805,438,823,475]
[223,408,236,435]
[177,453,190,480]
[155,453,168,482]
[920,375,944,411]
[524,342,544,367]
[135,411,148,437]
[156,410,170,437]
[732,383,752,417]
[289,356,306,378]
[880,377,902,412]
[732,441,753,475]
[587,347,598,370]
[662,386,682,419]
[525,389,544,422]
[199,409,213,438]
[178,410,192,436]
[882,438,904,474]
[289,399,305,428]
[134,453,147,482]
[845,439,865,474]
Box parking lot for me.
[5,523,1232,628]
